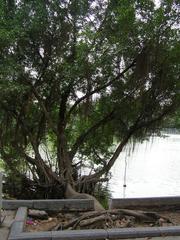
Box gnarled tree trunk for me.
[65,183,105,211]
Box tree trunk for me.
[57,91,74,184]
[65,183,105,211]
[57,132,74,184]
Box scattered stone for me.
[157,217,167,226]
[28,209,48,220]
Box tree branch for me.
[69,80,147,160]
[81,105,174,183]
[30,84,57,134]
[67,59,136,118]
[69,110,115,160]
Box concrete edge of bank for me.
[3,199,94,211]
[9,210,180,240]
[109,196,180,209]
[6,196,180,239]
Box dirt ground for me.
[159,211,180,225]
[26,209,180,232]
[0,210,15,240]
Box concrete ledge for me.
[3,200,33,210]
[8,226,180,240]
[8,208,180,240]
[52,229,107,239]
[8,197,180,240]
[3,199,94,211]
[33,199,94,211]
[107,227,159,239]
[106,227,180,239]
[110,196,180,209]
[9,207,27,239]
[9,221,25,238]
[159,226,180,236]
[14,207,27,222]
[9,232,52,240]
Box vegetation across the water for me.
[0,0,179,200]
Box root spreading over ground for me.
[26,208,175,232]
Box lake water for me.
[109,133,180,198]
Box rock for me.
[28,209,48,220]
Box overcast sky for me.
[154,0,161,8]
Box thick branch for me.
[69,82,145,161]
[67,59,136,118]
[30,85,57,134]
[0,102,61,183]
[82,105,174,183]
[70,110,115,160]
[24,154,37,165]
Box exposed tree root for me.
[65,183,105,211]
[53,209,172,230]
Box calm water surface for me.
[109,133,180,198]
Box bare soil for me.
[26,209,180,232]
[0,210,16,240]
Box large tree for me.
[0,0,179,199]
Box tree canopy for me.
[0,0,179,198]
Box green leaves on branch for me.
[0,0,179,184]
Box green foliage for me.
[95,183,112,210]
[0,0,179,193]
[165,109,180,129]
